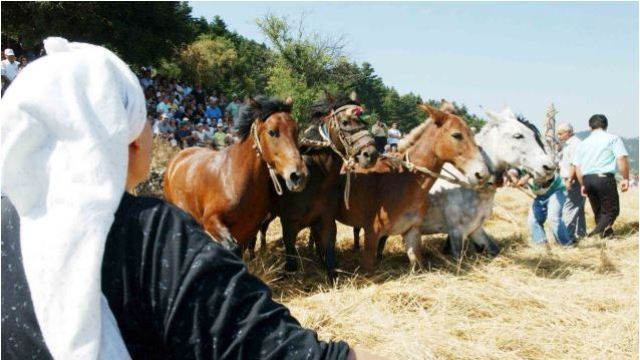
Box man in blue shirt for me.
[205,98,223,123]
[572,114,629,238]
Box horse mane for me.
[516,114,546,152]
[234,96,292,140]
[397,100,454,153]
[308,93,361,124]
[397,121,430,153]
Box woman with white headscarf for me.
[1,38,380,360]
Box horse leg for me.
[353,227,361,251]
[204,216,241,257]
[448,228,465,263]
[281,221,300,272]
[258,217,271,253]
[313,219,338,284]
[403,227,424,272]
[247,236,257,259]
[470,227,500,257]
[361,228,379,274]
[377,235,389,260]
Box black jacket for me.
[1,194,349,360]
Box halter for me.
[315,104,375,209]
[250,121,284,196]
[382,151,495,191]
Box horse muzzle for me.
[284,168,308,192]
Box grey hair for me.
[557,122,574,134]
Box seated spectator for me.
[140,68,154,89]
[153,113,175,136]
[174,118,197,149]
[205,98,223,123]
[193,84,206,106]
[1,48,19,96]
[155,96,171,115]
[201,123,215,146]
[18,56,28,72]
[213,123,228,150]
[225,93,242,120]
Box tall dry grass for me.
[248,188,639,360]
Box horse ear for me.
[349,91,358,102]
[439,99,457,114]
[285,96,294,106]
[484,109,502,124]
[418,104,448,127]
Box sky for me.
[190,1,639,137]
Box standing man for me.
[557,123,586,240]
[371,118,388,154]
[387,122,402,152]
[573,114,629,238]
[1,48,20,96]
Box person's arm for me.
[618,156,630,192]
[574,164,588,197]
[516,173,531,188]
[153,229,352,359]
[565,165,577,189]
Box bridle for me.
[250,120,285,196]
[300,104,375,209]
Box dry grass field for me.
[248,188,638,360]
[144,138,638,359]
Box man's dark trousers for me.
[583,173,619,237]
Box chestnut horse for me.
[336,104,490,272]
[253,92,378,281]
[164,96,308,252]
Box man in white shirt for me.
[573,114,629,238]
[1,48,19,96]
[387,123,402,152]
[557,123,586,239]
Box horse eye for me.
[513,133,524,139]
[342,120,349,126]
[452,132,463,140]
[268,129,279,138]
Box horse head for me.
[417,104,490,186]
[481,107,556,181]
[318,91,378,168]
[242,96,308,192]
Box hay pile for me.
[248,189,638,360]
[144,139,638,359]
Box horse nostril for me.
[362,151,370,159]
[543,165,555,172]
[475,172,483,180]
[290,172,302,184]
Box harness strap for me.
[250,121,284,196]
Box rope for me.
[250,121,284,196]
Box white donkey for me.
[354,106,556,260]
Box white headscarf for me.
[1,37,146,359]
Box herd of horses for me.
[163,92,556,282]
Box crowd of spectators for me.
[140,67,240,150]
[1,47,32,97]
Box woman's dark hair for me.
[589,114,608,130]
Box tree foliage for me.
[1,1,195,67]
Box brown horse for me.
[336,104,490,272]
[164,96,308,252]
[253,92,378,281]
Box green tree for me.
[178,35,238,90]
[1,1,196,67]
